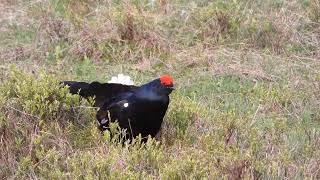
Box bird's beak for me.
[169,84,176,90]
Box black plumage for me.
[62,75,174,141]
[63,81,137,107]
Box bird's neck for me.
[134,85,165,101]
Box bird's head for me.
[137,75,175,98]
[159,75,175,93]
[150,75,175,95]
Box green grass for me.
[1,0,320,179]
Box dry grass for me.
[1,0,320,179]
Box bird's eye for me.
[123,103,129,107]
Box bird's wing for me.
[62,81,137,107]
[96,93,133,131]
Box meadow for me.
[1,0,320,179]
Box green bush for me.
[0,67,96,178]
[2,0,320,178]
[163,91,207,141]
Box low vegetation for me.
[1,0,320,178]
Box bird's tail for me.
[61,79,137,107]
[108,74,134,85]
[61,81,93,98]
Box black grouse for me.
[63,75,175,141]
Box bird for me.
[62,74,175,141]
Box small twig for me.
[72,106,99,109]
[127,118,134,140]
[250,104,261,126]
[4,105,40,120]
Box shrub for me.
[0,67,95,177]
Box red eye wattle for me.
[160,75,173,86]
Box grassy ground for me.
[1,0,320,179]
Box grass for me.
[1,0,320,179]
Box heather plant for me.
[1,0,320,179]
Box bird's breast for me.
[127,98,169,136]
